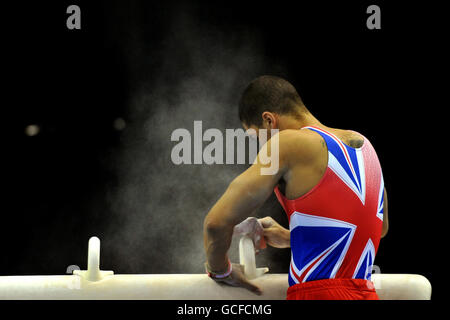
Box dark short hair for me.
[238,75,306,127]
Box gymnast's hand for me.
[220,263,262,295]
[258,216,291,248]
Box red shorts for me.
[286,278,379,300]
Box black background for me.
[2,0,443,306]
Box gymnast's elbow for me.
[203,213,229,237]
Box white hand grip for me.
[73,236,113,282]
[86,237,101,281]
[239,235,269,280]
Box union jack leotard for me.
[274,126,384,290]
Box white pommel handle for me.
[239,235,269,280]
[73,236,113,282]
[87,237,101,281]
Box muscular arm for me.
[203,130,299,272]
[381,187,389,238]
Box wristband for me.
[205,259,232,280]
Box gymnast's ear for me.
[261,112,278,129]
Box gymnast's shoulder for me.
[264,128,324,163]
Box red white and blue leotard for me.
[274,126,384,300]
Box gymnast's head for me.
[238,75,317,135]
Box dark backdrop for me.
[3,0,441,301]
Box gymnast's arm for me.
[203,131,299,275]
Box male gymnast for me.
[203,75,388,300]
